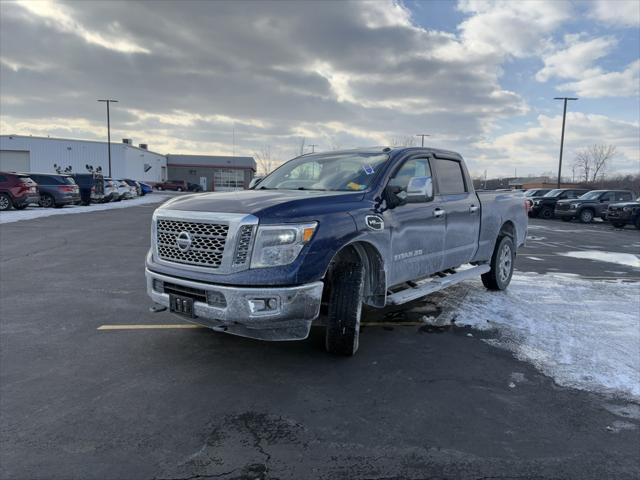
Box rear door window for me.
[432,159,467,194]
[618,192,632,201]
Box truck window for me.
[388,158,432,202]
[432,159,466,194]
[618,192,632,201]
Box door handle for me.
[433,208,445,218]
[469,204,479,213]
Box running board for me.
[386,264,490,305]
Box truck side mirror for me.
[406,176,433,202]
[248,177,264,189]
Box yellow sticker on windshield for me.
[347,182,365,191]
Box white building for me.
[0,135,167,182]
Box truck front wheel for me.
[325,261,364,356]
[481,236,515,291]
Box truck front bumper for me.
[145,269,324,341]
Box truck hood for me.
[556,199,590,205]
[158,189,366,218]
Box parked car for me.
[72,173,105,205]
[113,179,134,200]
[139,182,152,196]
[103,178,118,202]
[122,179,142,196]
[146,147,528,356]
[555,190,635,223]
[0,172,40,211]
[26,173,80,208]
[155,180,188,191]
[606,197,640,229]
[187,182,203,192]
[529,188,589,219]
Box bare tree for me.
[253,145,275,176]
[573,144,616,182]
[390,135,416,147]
[296,137,306,156]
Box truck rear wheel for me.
[541,207,553,219]
[325,261,364,356]
[481,236,515,291]
[0,194,12,211]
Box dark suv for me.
[72,173,105,205]
[27,173,80,208]
[0,172,40,210]
[555,190,634,223]
[155,180,187,191]
[607,197,640,229]
[529,188,590,219]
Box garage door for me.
[0,150,30,172]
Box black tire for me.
[0,194,11,211]
[579,209,594,223]
[561,217,571,222]
[541,207,553,219]
[635,217,640,230]
[39,194,55,208]
[611,222,625,229]
[325,260,364,356]
[481,236,515,291]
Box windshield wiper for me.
[297,187,327,191]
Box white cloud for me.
[14,0,150,54]
[470,113,640,177]
[558,60,640,98]
[588,0,640,27]
[457,0,572,58]
[535,35,616,81]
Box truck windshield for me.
[257,152,389,191]
[543,189,563,198]
[579,191,602,200]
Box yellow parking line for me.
[97,322,427,331]
[97,324,203,330]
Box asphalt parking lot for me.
[1,204,639,480]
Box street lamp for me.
[416,134,430,147]
[553,97,577,188]
[97,99,118,177]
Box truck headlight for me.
[570,203,579,209]
[250,222,317,268]
[534,200,540,206]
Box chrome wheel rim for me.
[0,196,8,209]
[581,211,593,222]
[498,244,512,283]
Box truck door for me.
[431,157,480,270]
[382,157,445,286]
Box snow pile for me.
[430,272,640,400]
[559,250,640,268]
[0,194,169,224]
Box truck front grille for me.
[156,219,229,268]
[233,225,254,265]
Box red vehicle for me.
[155,180,188,191]
[0,172,40,211]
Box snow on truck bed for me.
[430,272,640,401]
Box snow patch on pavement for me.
[559,251,640,268]
[0,195,169,224]
[428,273,640,400]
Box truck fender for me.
[324,241,387,308]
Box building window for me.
[189,169,197,175]
[213,169,244,190]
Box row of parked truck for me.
[524,187,639,228]
[0,171,153,211]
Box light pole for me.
[308,144,318,153]
[98,99,118,177]
[416,134,430,147]
[553,97,577,188]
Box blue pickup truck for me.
[146,147,528,355]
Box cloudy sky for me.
[0,0,638,177]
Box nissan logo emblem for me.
[176,231,192,252]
